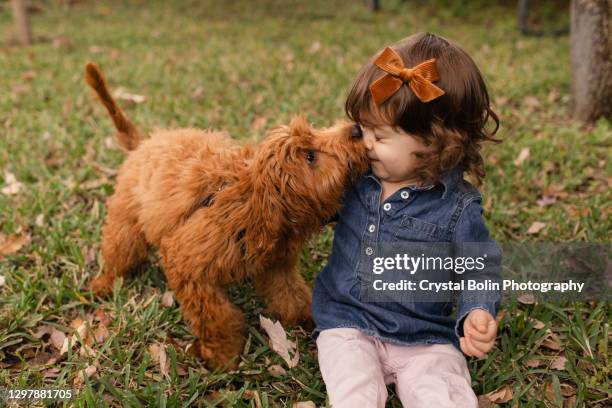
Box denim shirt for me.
[311,166,501,350]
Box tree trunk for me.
[11,0,32,46]
[569,0,611,122]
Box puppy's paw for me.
[191,338,243,371]
[90,275,114,298]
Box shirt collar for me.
[364,165,464,199]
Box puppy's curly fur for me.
[85,63,368,369]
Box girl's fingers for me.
[463,336,484,357]
[469,337,495,354]
[466,326,494,342]
[460,337,473,356]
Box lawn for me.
[0,0,610,406]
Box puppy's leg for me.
[159,214,245,369]
[91,202,148,297]
[254,253,313,331]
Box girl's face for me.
[360,124,432,184]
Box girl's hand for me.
[460,309,497,357]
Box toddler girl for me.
[312,32,502,407]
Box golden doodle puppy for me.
[84,63,368,369]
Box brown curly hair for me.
[345,32,500,186]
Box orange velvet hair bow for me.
[369,47,445,105]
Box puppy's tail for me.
[85,63,141,151]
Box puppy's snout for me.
[350,123,363,140]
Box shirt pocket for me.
[393,215,446,242]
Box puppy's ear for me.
[289,115,310,136]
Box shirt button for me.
[383,203,392,211]
[368,224,376,232]
[401,191,410,199]
[365,247,374,256]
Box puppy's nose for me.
[351,123,363,139]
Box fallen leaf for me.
[267,364,286,377]
[536,196,557,207]
[74,365,97,387]
[541,332,563,351]
[0,275,4,287]
[560,383,576,397]
[527,222,546,234]
[518,294,536,305]
[148,343,170,378]
[551,355,567,370]
[35,214,45,227]
[259,315,299,368]
[29,351,62,367]
[94,309,112,327]
[161,291,174,307]
[1,171,24,195]
[477,394,492,408]
[524,358,541,368]
[485,384,513,404]
[50,329,67,350]
[42,368,61,379]
[93,325,110,344]
[529,318,546,329]
[513,148,530,166]
[0,232,30,258]
[61,319,89,355]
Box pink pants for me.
[316,328,478,408]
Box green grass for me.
[0,0,610,406]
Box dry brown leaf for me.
[74,365,97,387]
[35,214,45,227]
[536,195,557,207]
[259,315,299,368]
[1,171,24,195]
[94,309,112,327]
[513,148,530,166]
[560,383,576,397]
[0,275,5,287]
[267,364,286,377]
[0,232,31,258]
[292,402,316,408]
[527,222,546,234]
[529,318,546,329]
[161,291,174,307]
[524,358,541,368]
[517,294,536,305]
[485,384,513,403]
[541,332,563,351]
[94,325,110,344]
[477,395,492,408]
[29,351,62,367]
[50,329,67,350]
[33,325,67,351]
[551,355,568,370]
[61,319,89,355]
[42,367,61,379]
[148,343,170,378]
